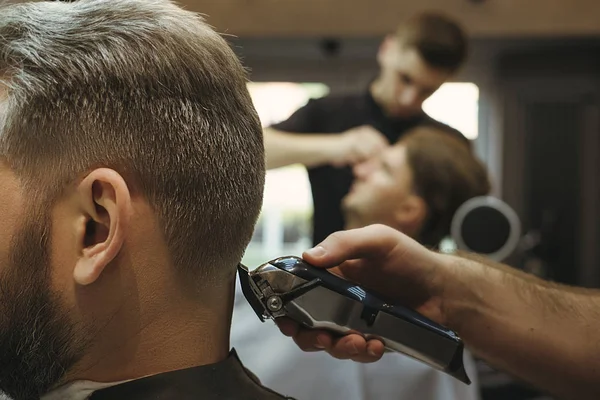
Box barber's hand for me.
[333,125,389,167]
[276,224,451,363]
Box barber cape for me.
[231,276,481,400]
[41,350,294,400]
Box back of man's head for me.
[401,126,490,247]
[395,12,468,73]
[0,1,264,397]
[0,0,264,282]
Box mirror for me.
[450,196,521,262]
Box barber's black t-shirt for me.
[272,90,468,246]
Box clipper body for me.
[238,256,470,384]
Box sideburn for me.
[0,208,84,400]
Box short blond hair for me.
[0,0,264,284]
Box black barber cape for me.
[273,90,468,246]
[90,350,294,400]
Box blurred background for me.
[184,1,600,399]
[176,0,600,289]
[243,81,479,266]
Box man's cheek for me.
[0,217,17,271]
[0,248,9,278]
[0,169,25,276]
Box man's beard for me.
[0,209,84,400]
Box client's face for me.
[342,144,421,231]
[0,163,81,400]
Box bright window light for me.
[244,82,328,266]
[423,82,479,140]
[247,82,330,128]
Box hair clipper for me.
[237,256,470,384]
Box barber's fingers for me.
[291,326,384,362]
[294,329,335,353]
[276,318,385,362]
[326,335,385,363]
[276,319,331,352]
[364,339,386,360]
[277,318,299,337]
[353,133,387,159]
[356,126,388,146]
[341,125,389,165]
[303,225,404,269]
[277,318,331,350]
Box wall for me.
[186,0,600,37]
[498,46,600,286]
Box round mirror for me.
[451,196,521,262]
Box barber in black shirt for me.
[265,12,470,245]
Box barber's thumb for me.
[304,245,328,263]
[304,231,352,266]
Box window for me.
[242,82,329,268]
[423,82,479,140]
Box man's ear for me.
[394,195,427,233]
[73,168,132,286]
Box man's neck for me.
[368,77,422,119]
[369,77,398,117]
[62,293,233,386]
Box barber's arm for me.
[265,126,388,169]
[263,99,388,170]
[279,225,600,400]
